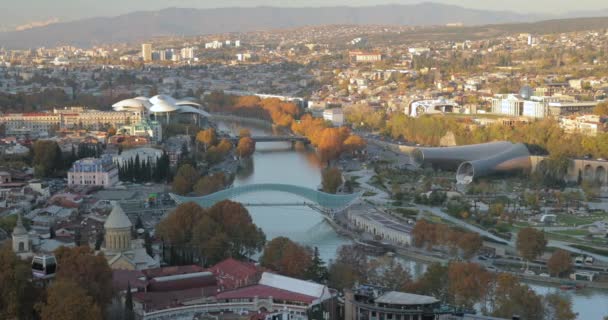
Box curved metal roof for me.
[150,100,179,113]
[412,141,514,169]
[176,100,203,108]
[456,143,531,184]
[176,105,210,117]
[112,98,150,110]
[150,95,177,105]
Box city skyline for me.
[2,0,608,30]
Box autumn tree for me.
[491,273,544,320]
[516,227,547,263]
[543,293,576,320]
[0,244,38,320]
[157,201,265,266]
[593,101,608,116]
[236,136,256,158]
[547,249,573,277]
[328,245,368,290]
[239,128,251,137]
[260,237,313,279]
[458,232,483,259]
[367,257,412,291]
[38,279,103,320]
[53,246,113,307]
[343,134,367,153]
[172,164,200,195]
[405,263,449,302]
[448,262,493,309]
[196,128,217,151]
[193,172,226,196]
[321,167,343,194]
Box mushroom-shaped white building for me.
[112,95,210,124]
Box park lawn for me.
[552,229,590,236]
[555,214,605,226]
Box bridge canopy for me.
[170,183,360,211]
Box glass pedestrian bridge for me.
[170,183,361,211]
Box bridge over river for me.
[226,136,310,144]
[170,183,360,215]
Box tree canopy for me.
[516,227,548,262]
[53,246,114,307]
[157,201,266,266]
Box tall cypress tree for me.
[124,282,135,320]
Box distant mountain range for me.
[0,2,606,49]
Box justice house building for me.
[0,94,209,141]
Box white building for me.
[142,43,152,61]
[67,156,119,188]
[323,108,344,126]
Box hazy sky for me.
[3,0,608,28]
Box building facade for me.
[0,108,142,136]
[142,43,152,61]
[67,155,119,187]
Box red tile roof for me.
[133,287,215,312]
[142,265,205,279]
[112,269,146,292]
[148,273,217,292]
[216,285,315,304]
[209,258,260,291]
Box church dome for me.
[104,203,132,230]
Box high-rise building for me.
[181,47,195,60]
[142,43,152,61]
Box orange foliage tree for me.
[236,137,256,158]
[53,246,113,307]
[260,237,313,279]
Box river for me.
[216,119,608,320]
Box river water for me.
[216,120,608,320]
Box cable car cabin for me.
[32,255,57,279]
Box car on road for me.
[539,273,550,277]
[524,270,536,276]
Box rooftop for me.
[375,291,439,306]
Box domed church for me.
[102,202,158,270]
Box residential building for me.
[548,101,598,117]
[142,43,152,61]
[67,155,119,187]
[349,51,383,63]
[323,108,345,126]
[491,94,525,117]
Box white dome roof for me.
[150,100,179,113]
[112,98,151,111]
[104,203,132,229]
[150,94,177,105]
